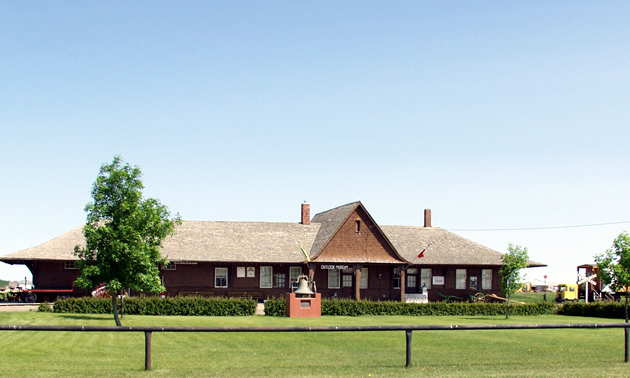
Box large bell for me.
[294,275,314,296]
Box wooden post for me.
[308,267,315,292]
[405,330,412,367]
[626,294,629,363]
[145,331,152,370]
[354,264,362,301]
[400,267,406,302]
[625,327,629,363]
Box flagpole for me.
[404,242,432,271]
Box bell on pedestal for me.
[294,276,314,296]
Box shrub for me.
[264,298,558,317]
[38,302,53,312]
[54,296,257,316]
[558,301,625,319]
[54,297,112,314]
[263,297,286,317]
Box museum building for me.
[0,201,545,302]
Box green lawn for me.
[0,311,628,377]
[511,291,551,303]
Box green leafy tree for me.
[74,156,180,326]
[499,243,529,319]
[595,231,630,321]
[596,231,630,362]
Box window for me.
[407,268,418,288]
[290,267,302,289]
[64,261,77,270]
[482,269,492,290]
[342,275,353,287]
[360,267,368,289]
[342,268,353,287]
[456,269,467,290]
[356,220,361,233]
[328,269,340,289]
[215,267,228,288]
[274,273,286,288]
[161,263,176,270]
[420,269,432,289]
[260,266,273,288]
[407,275,417,288]
[393,268,401,289]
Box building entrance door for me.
[470,276,479,291]
[341,269,353,297]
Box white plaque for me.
[247,267,256,278]
[433,276,445,285]
[237,267,245,278]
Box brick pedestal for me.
[285,292,321,318]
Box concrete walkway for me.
[0,302,267,315]
[0,303,39,312]
[256,303,265,315]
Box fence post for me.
[625,327,628,363]
[405,329,412,367]
[145,331,152,370]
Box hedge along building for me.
[0,201,545,302]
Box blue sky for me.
[1,2,629,285]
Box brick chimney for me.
[424,209,431,228]
[301,202,310,225]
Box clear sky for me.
[1,2,629,286]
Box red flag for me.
[417,242,432,258]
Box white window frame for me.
[290,266,302,290]
[64,261,77,270]
[289,267,302,282]
[215,267,228,288]
[360,267,368,289]
[455,269,467,290]
[328,269,340,289]
[482,269,493,290]
[420,268,432,290]
[260,266,273,288]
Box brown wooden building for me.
[0,201,545,302]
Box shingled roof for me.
[160,221,320,263]
[0,203,545,268]
[0,221,321,264]
[309,202,357,259]
[1,227,84,262]
[381,225,545,267]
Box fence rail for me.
[2,323,629,370]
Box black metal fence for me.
[1,323,629,370]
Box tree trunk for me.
[625,293,628,323]
[121,290,124,319]
[112,294,122,326]
[505,292,511,319]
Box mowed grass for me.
[1,311,628,377]
[511,291,552,303]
